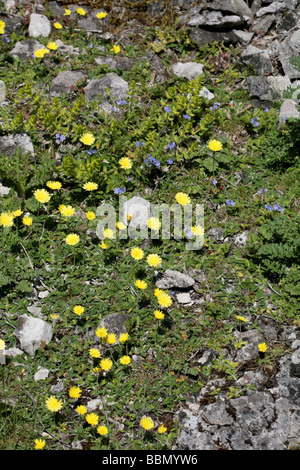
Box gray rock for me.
[232,29,254,44]
[266,75,292,97]
[241,45,274,75]
[170,62,204,81]
[189,28,242,47]
[234,231,248,246]
[95,55,133,71]
[50,71,86,96]
[278,37,300,80]
[278,11,298,31]
[278,99,300,124]
[187,11,249,29]
[86,398,105,411]
[0,134,34,156]
[176,292,193,304]
[247,76,276,101]
[0,183,10,197]
[252,14,276,33]
[256,1,287,17]
[27,305,42,317]
[96,313,129,346]
[0,80,5,104]
[13,314,53,357]
[34,366,50,381]
[3,347,23,357]
[55,39,85,56]
[208,227,224,241]
[155,269,195,289]
[84,73,129,103]
[207,0,253,18]
[28,13,51,38]
[10,39,46,60]
[122,196,151,231]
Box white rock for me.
[34,366,50,381]
[0,80,5,104]
[28,13,51,38]
[199,87,215,100]
[170,62,205,81]
[176,292,193,304]
[256,1,286,17]
[13,314,53,357]
[0,134,34,156]
[122,196,151,231]
[0,183,10,197]
[279,99,300,124]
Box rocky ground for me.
[0,0,299,451]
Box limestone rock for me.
[278,99,300,124]
[170,62,204,81]
[122,196,151,231]
[13,314,53,357]
[50,71,86,96]
[0,134,34,156]
[0,80,5,104]
[155,269,195,289]
[207,0,253,19]
[10,39,46,60]
[247,76,276,101]
[84,73,129,104]
[95,56,133,71]
[0,183,10,197]
[28,13,51,38]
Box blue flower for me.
[167,158,173,165]
[116,99,127,106]
[226,200,236,206]
[183,114,191,120]
[164,106,171,113]
[166,142,175,150]
[113,187,126,195]
[212,178,217,186]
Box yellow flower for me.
[154,310,165,320]
[85,413,99,426]
[134,279,147,290]
[22,215,33,227]
[97,425,108,435]
[99,240,108,250]
[154,288,164,298]
[140,416,154,431]
[65,233,80,246]
[86,211,96,221]
[106,333,117,345]
[33,188,51,204]
[95,326,108,339]
[119,157,132,170]
[34,48,49,58]
[0,212,14,227]
[68,386,82,399]
[0,20,5,30]
[208,139,223,152]
[76,7,86,15]
[175,192,190,206]
[45,396,63,412]
[116,221,126,230]
[111,44,120,54]
[146,253,162,268]
[103,228,114,239]
[83,181,98,191]
[100,357,113,371]
[64,8,71,16]
[73,305,84,316]
[157,292,172,308]
[96,12,107,19]
[76,405,87,415]
[191,225,204,237]
[46,41,58,51]
[119,332,129,343]
[46,180,62,190]
[80,133,95,146]
[120,355,131,365]
[130,247,144,260]
[12,209,23,217]
[236,315,248,323]
[34,439,46,450]
[258,342,267,353]
[59,205,75,217]
[147,217,161,231]
[53,22,63,29]
[157,424,167,434]
[0,339,5,350]
[89,348,101,358]
[127,213,132,221]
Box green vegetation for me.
[0,4,299,450]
